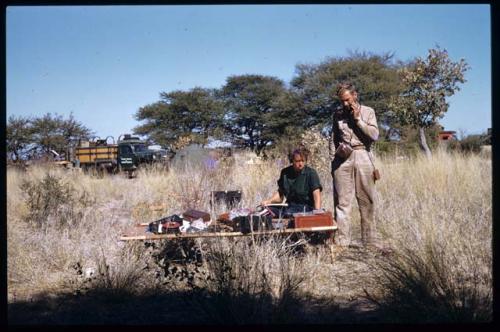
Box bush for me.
[299,125,331,175]
[20,173,76,228]
[457,135,483,154]
[19,171,94,229]
[374,140,433,158]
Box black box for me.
[240,214,273,234]
[210,191,242,208]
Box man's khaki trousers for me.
[332,150,378,246]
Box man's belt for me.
[352,145,366,150]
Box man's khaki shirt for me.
[328,105,379,160]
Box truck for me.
[71,134,168,177]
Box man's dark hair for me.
[336,82,357,97]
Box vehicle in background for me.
[70,134,167,178]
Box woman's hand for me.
[262,191,282,207]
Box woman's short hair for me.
[289,147,309,163]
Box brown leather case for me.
[183,209,211,222]
[217,212,230,223]
[293,211,334,228]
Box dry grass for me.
[364,149,492,322]
[7,145,492,324]
[169,236,312,324]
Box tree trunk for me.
[12,150,19,163]
[418,127,432,158]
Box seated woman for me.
[261,147,323,218]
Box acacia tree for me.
[133,87,224,150]
[31,113,66,156]
[389,47,469,157]
[219,74,304,155]
[291,51,404,138]
[30,112,92,158]
[6,115,34,162]
[60,113,93,145]
[7,113,92,160]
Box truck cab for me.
[117,134,163,177]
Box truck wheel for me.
[95,165,106,178]
[82,164,91,175]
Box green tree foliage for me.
[31,113,93,158]
[374,124,443,158]
[389,47,469,157]
[31,113,66,155]
[61,113,94,145]
[457,134,484,154]
[133,87,224,150]
[219,74,304,155]
[6,115,34,162]
[7,113,92,161]
[447,131,490,154]
[291,51,404,137]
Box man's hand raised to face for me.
[350,102,361,121]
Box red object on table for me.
[293,211,335,228]
[183,209,211,222]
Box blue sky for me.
[6,4,491,141]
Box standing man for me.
[329,83,380,249]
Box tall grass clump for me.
[84,243,155,296]
[367,149,492,322]
[180,236,309,324]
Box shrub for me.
[373,140,426,158]
[457,135,483,154]
[20,172,76,228]
[299,125,331,176]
